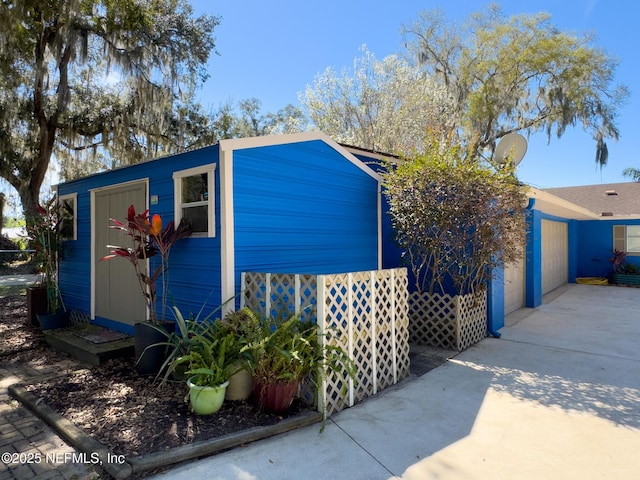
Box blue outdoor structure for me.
[489,184,640,332]
[55,129,640,339]
[56,132,382,334]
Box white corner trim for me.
[219,144,235,314]
[90,190,96,320]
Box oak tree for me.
[403,4,628,165]
[0,0,219,217]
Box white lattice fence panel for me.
[456,290,487,350]
[297,275,318,323]
[266,273,298,318]
[241,272,267,314]
[393,270,410,380]
[409,290,488,351]
[243,268,410,417]
[241,273,317,322]
[409,292,457,349]
[321,273,351,415]
[374,271,396,391]
[350,272,375,402]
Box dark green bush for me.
[0,235,26,266]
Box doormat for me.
[73,325,131,344]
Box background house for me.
[546,183,640,277]
[498,182,640,327]
[56,132,383,334]
[56,126,640,340]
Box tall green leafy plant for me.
[243,309,357,391]
[26,197,73,313]
[382,136,527,295]
[101,205,192,324]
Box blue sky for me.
[191,0,639,189]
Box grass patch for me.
[0,284,26,298]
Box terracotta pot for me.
[253,379,300,413]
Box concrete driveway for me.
[149,284,640,480]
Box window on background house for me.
[173,165,216,237]
[613,225,640,255]
[58,193,77,241]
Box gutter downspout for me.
[487,277,503,338]
[487,313,502,337]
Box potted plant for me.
[217,308,260,401]
[169,322,239,415]
[609,249,640,286]
[243,310,357,414]
[26,197,71,330]
[101,205,192,374]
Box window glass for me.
[627,225,640,253]
[59,196,76,240]
[177,170,211,236]
[182,205,208,234]
[182,174,208,203]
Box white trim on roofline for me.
[219,131,383,183]
[528,186,640,220]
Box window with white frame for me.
[613,225,640,255]
[173,165,215,237]
[58,193,77,241]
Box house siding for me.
[57,190,92,314]
[232,141,379,291]
[57,135,383,330]
[56,146,222,326]
[352,154,406,274]
[577,219,640,277]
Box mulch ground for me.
[0,293,307,458]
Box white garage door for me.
[504,256,525,315]
[541,219,568,295]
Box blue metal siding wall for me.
[56,146,222,326]
[353,154,402,271]
[233,141,379,284]
[577,219,640,277]
[57,191,91,313]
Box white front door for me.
[94,182,147,325]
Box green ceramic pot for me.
[187,377,229,415]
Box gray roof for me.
[545,182,640,216]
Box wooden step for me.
[43,323,135,366]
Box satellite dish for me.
[494,133,528,166]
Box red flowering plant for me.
[101,205,192,325]
[26,197,73,314]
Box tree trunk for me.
[0,192,5,229]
